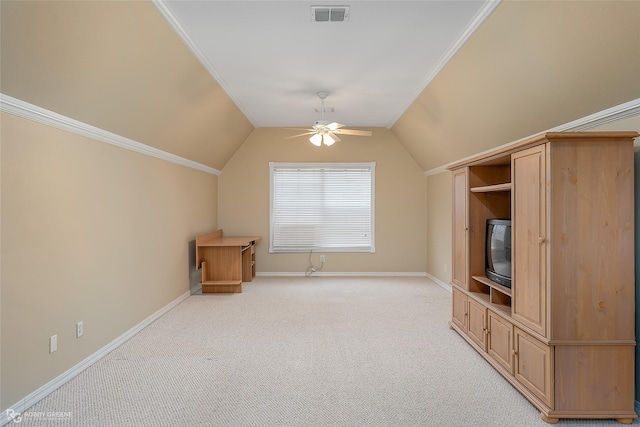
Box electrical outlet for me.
[49,335,58,353]
[320,255,325,263]
[76,321,84,338]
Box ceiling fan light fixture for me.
[310,134,323,146]
[285,91,371,146]
[323,134,336,146]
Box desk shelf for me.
[201,280,242,294]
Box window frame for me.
[269,162,376,253]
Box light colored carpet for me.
[13,277,638,426]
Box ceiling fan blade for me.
[283,127,314,131]
[329,132,341,142]
[327,122,345,130]
[335,129,372,137]
[286,131,317,139]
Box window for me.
[270,162,375,253]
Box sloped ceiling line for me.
[153,0,500,130]
[424,97,640,176]
[0,94,222,176]
[385,0,502,128]
[152,0,258,127]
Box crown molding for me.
[552,97,640,132]
[152,0,258,128]
[387,0,502,128]
[424,165,448,177]
[0,94,221,176]
[425,97,640,176]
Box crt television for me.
[485,219,512,288]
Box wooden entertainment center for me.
[447,132,638,424]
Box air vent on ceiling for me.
[311,6,350,22]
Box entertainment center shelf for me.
[448,132,638,424]
[469,182,512,193]
[463,279,512,318]
[472,275,511,297]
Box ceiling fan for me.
[286,91,372,146]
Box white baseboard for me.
[255,271,452,293]
[425,272,452,293]
[2,290,191,426]
[256,272,427,277]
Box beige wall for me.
[402,0,640,289]
[1,113,217,410]
[393,0,640,172]
[426,171,452,285]
[218,127,427,274]
[0,0,253,171]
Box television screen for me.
[486,219,511,288]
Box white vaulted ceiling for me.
[156,1,498,129]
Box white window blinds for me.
[270,162,375,253]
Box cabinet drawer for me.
[514,327,553,407]
[487,311,513,375]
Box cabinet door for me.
[451,288,468,331]
[511,145,547,337]
[452,168,469,288]
[467,299,487,351]
[514,327,553,407]
[487,311,513,374]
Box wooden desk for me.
[195,230,261,293]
